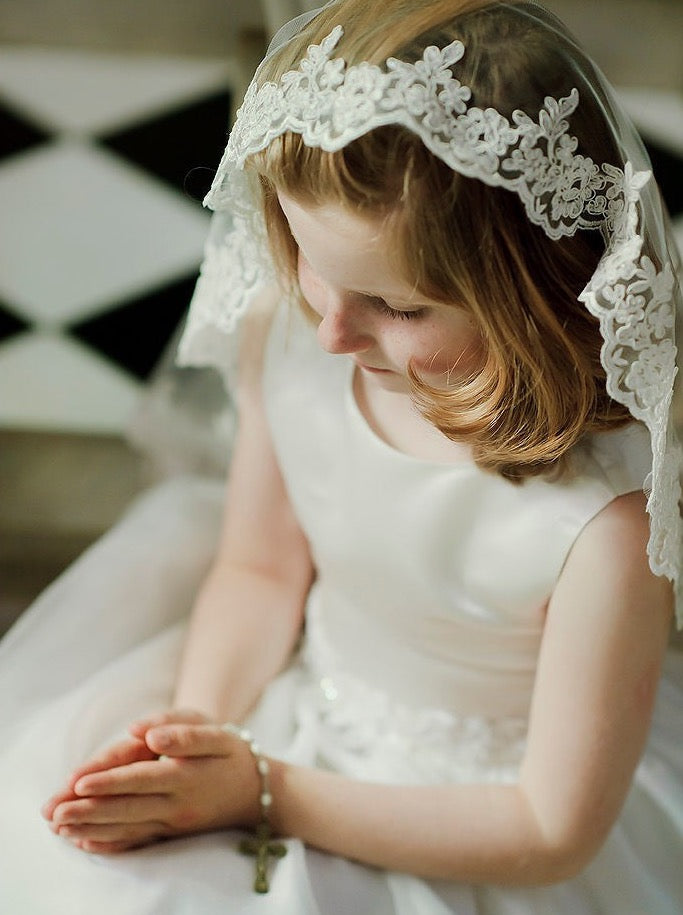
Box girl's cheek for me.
[413,335,484,383]
[297,257,324,318]
[413,354,459,385]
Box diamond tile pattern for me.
[101,90,232,203]
[0,46,233,134]
[0,43,681,435]
[0,46,232,432]
[70,274,199,380]
[0,141,209,325]
[0,333,140,432]
[0,101,51,161]
[0,303,29,344]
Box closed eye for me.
[364,295,427,321]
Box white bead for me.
[222,721,275,827]
[320,676,339,702]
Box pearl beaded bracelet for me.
[222,723,287,893]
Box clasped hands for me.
[41,710,262,854]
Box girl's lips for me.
[356,361,392,374]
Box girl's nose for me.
[316,300,373,355]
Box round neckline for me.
[345,361,476,470]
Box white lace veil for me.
[176,0,683,623]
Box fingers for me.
[56,819,168,848]
[68,737,157,789]
[52,794,167,828]
[43,716,250,853]
[72,758,174,797]
[42,787,78,820]
[70,838,150,854]
[145,723,235,759]
[129,709,211,741]
[42,737,157,821]
[57,725,237,801]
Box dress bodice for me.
[262,303,651,779]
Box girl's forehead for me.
[277,192,426,303]
[277,192,385,245]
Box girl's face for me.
[277,193,483,395]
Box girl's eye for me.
[370,297,425,321]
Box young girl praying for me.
[2,1,682,912]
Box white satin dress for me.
[1,303,682,914]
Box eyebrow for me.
[294,234,427,307]
[358,291,427,307]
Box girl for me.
[3,1,682,912]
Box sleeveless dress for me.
[1,302,681,914]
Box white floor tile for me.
[0,46,234,135]
[0,332,142,432]
[0,139,209,326]
[618,88,683,157]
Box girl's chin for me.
[358,369,411,394]
[356,364,394,376]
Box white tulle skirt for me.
[1,477,682,914]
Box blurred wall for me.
[0,1,681,91]
[0,0,262,57]
[550,0,683,90]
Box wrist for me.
[222,723,289,893]
[264,756,288,837]
[221,724,275,830]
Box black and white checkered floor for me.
[0,46,682,435]
[0,45,235,433]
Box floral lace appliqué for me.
[179,26,682,617]
[311,669,527,785]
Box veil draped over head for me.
[176,0,683,624]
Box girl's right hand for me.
[41,709,212,824]
[41,711,263,854]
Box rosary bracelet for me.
[222,723,287,893]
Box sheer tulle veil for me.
[176,0,683,624]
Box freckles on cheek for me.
[408,321,460,375]
[412,333,482,379]
[414,349,458,376]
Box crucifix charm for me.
[239,822,288,893]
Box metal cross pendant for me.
[239,822,288,893]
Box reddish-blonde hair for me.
[248,0,633,480]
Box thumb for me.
[129,708,209,740]
[145,723,236,758]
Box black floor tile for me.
[643,139,683,218]
[68,274,198,380]
[0,101,51,162]
[99,90,232,205]
[0,304,30,343]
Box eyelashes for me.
[370,297,426,321]
[297,250,427,321]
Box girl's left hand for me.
[44,714,262,854]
